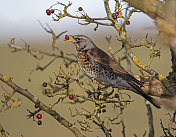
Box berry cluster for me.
[36,113,42,125]
[112,12,119,20]
[34,103,43,125]
[111,12,130,25]
[46,9,55,16]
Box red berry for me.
[51,9,55,13]
[42,82,47,87]
[114,93,119,98]
[78,7,83,11]
[36,113,42,119]
[35,104,40,108]
[115,12,119,16]
[126,20,130,25]
[69,95,74,100]
[37,120,42,125]
[65,35,69,40]
[46,9,51,15]
[112,13,117,20]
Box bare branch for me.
[38,20,67,50]
[0,73,85,137]
[123,0,176,48]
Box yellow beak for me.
[65,35,76,43]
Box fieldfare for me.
[65,35,161,109]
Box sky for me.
[0,0,158,45]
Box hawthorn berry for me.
[65,35,69,40]
[114,93,119,98]
[115,12,119,16]
[126,20,130,25]
[46,9,51,15]
[69,95,74,100]
[78,7,83,11]
[42,82,47,87]
[36,113,42,119]
[51,9,55,13]
[112,13,117,20]
[37,120,42,125]
[102,109,106,113]
[35,103,40,108]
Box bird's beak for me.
[65,35,76,43]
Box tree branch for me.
[123,0,176,48]
[105,0,176,95]
[0,73,85,137]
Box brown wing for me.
[87,48,143,86]
[87,48,128,73]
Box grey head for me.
[66,35,97,51]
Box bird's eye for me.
[77,37,81,41]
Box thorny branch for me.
[52,1,112,27]
[159,111,176,136]
[45,1,176,136]
[103,0,176,95]
[38,20,67,50]
[2,0,176,136]
[8,36,77,78]
[48,0,176,97]
[123,0,176,49]
[0,73,85,137]
[45,64,133,137]
[69,108,112,137]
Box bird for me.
[65,35,161,109]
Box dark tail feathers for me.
[129,83,161,109]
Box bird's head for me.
[65,35,96,51]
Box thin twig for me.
[0,73,85,137]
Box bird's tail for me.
[129,83,161,109]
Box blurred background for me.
[0,0,173,137]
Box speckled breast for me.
[77,51,96,78]
[77,51,119,85]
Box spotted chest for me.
[77,51,96,78]
[76,51,121,85]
